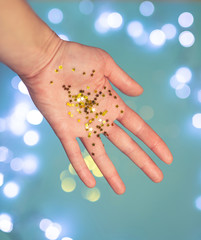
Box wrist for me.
[19,31,63,80]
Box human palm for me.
[22,41,173,194]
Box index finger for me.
[117,105,173,164]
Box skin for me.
[0,0,173,195]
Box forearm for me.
[0,0,62,78]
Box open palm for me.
[22,41,173,194]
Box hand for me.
[22,40,173,195]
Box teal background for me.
[0,1,201,240]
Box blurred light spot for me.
[0,214,13,233]
[3,182,20,198]
[48,8,63,24]
[139,1,154,17]
[18,81,29,95]
[92,166,103,177]
[8,102,30,135]
[0,173,4,187]
[83,187,100,202]
[23,130,39,146]
[23,155,38,174]
[61,177,76,192]
[170,75,180,89]
[58,34,69,41]
[26,110,43,125]
[178,12,194,28]
[8,117,26,135]
[134,31,149,45]
[0,118,6,132]
[127,21,144,38]
[197,90,201,103]
[11,75,21,89]
[149,29,166,46]
[68,164,77,175]
[192,113,201,129]
[195,196,201,210]
[94,12,110,33]
[175,84,191,99]
[179,31,195,47]
[139,105,154,120]
[45,223,62,240]
[84,155,96,170]
[175,67,192,83]
[0,146,9,162]
[10,158,23,172]
[79,0,94,15]
[161,24,177,40]
[60,170,69,181]
[107,12,123,29]
[40,218,52,232]
[62,238,73,240]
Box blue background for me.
[0,1,201,240]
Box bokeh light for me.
[18,81,29,95]
[61,177,76,192]
[84,154,96,170]
[0,214,13,233]
[11,75,21,89]
[178,12,194,28]
[83,187,101,202]
[3,182,20,198]
[197,90,201,103]
[149,29,166,46]
[192,113,201,129]
[175,84,191,99]
[79,0,94,15]
[39,218,52,232]
[139,1,154,17]
[22,155,38,174]
[92,166,103,178]
[161,24,177,40]
[94,12,110,33]
[175,67,192,83]
[107,12,123,29]
[48,8,63,24]
[68,163,77,175]
[45,223,62,240]
[8,102,29,135]
[26,110,43,125]
[195,196,201,210]
[179,31,195,48]
[23,130,39,146]
[0,118,6,132]
[170,75,180,89]
[0,146,9,163]
[10,157,23,172]
[127,21,144,38]
[0,173,4,187]
[58,34,69,41]
[139,105,154,120]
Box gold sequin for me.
[55,69,59,73]
[59,65,63,69]
[72,68,75,71]
[50,81,53,84]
